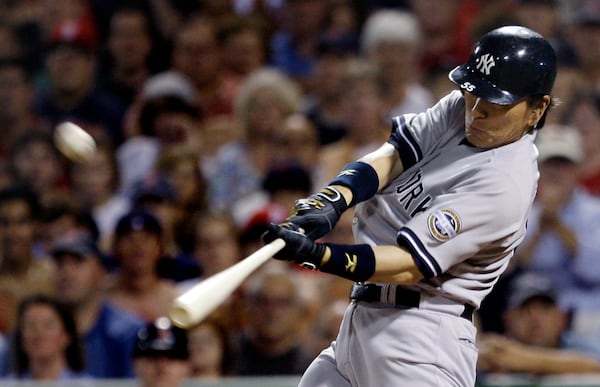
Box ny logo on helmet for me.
[476,53,495,75]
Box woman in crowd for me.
[10,295,88,381]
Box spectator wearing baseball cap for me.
[131,175,201,283]
[131,174,176,207]
[479,125,598,334]
[505,272,558,311]
[107,210,179,323]
[477,272,600,376]
[133,316,191,387]
[114,209,163,239]
[51,231,144,378]
[506,125,600,360]
[515,125,600,301]
[33,19,126,146]
[46,20,97,55]
[535,124,584,164]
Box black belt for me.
[349,283,474,321]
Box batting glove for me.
[262,223,326,270]
[284,186,348,240]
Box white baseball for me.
[54,122,97,162]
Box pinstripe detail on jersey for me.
[396,227,442,279]
[388,116,422,170]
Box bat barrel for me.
[168,238,286,328]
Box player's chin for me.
[465,131,492,149]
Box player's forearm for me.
[369,245,423,284]
[359,142,405,189]
[326,144,402,211]
[320,244,423,285]
[513,347,600,374]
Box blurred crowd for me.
[0,0,598,384]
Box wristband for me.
[320,243,376,282]
[329,161,379,207]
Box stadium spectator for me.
[9,130,69,207]
[272,114,322,187]
[234,266,314,375]
[206,68,302,224]
[117,91,202,196]
[360,9,434,117]
[100,5,164,114]
[154,145,208,253]
[50,230,144,378]
[133,316,191,387]
[169,15,239,119]
[199,114,243,173]
[69,139,131,253]
[182,210,242,283]
[9,295,89,381]
[36,200,101,260]
[131,174,201,283]
[569,6,600,93]
[131,175,178,252]
[410,0,477,72]
[188,316,235,379]
[262,163,313,211]
[0,58,43,159]
[0,185,54,334]
[107,209,178,323]
[303,38,352,146]
[269,0,328,90]
[564,92,600,195]
[514,125,600,337]
[220,17,268,80]
[317,59,389,186]
[478,273,600,375]
[33,19,126,146]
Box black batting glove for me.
[284,186,348,240]
[262,223,326,270]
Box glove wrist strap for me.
[298,243,326,271]
[320,243,376,282]
[318,186,348,214]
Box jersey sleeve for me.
[396,169,528,279]
[387,90,464,171]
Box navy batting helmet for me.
[449,26,557,105]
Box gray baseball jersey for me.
[301,90,541,387]
[354,90,539,309]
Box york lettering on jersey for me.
[396,170,432,217]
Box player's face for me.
[463,92,545,149]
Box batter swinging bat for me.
[169,238,286,328]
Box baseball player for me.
[263,26,557,386]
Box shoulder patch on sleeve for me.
[428,209,461,241]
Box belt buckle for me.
[350,283,368,301]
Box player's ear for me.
[528,95,551,127]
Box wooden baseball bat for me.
[169,238,286,328]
